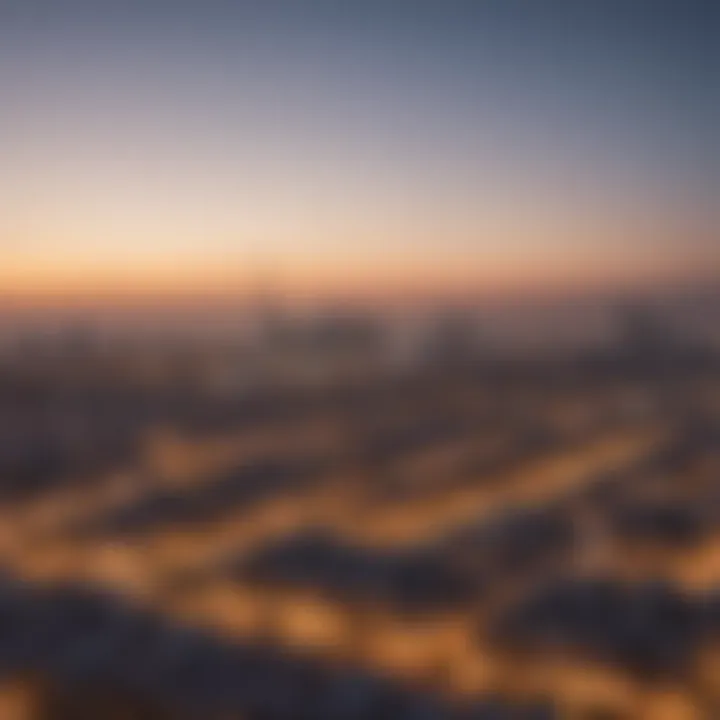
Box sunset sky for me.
[1,0,718,306]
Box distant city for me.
[0,296,719,717]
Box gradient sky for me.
[1,0,718,303]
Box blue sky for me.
[1,0,718,299]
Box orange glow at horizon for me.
[2,237,716,314]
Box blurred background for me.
[0,1,719,718]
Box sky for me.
[0,0,718,307]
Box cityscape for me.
[1,1,719,717]
[0,299,719,718]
